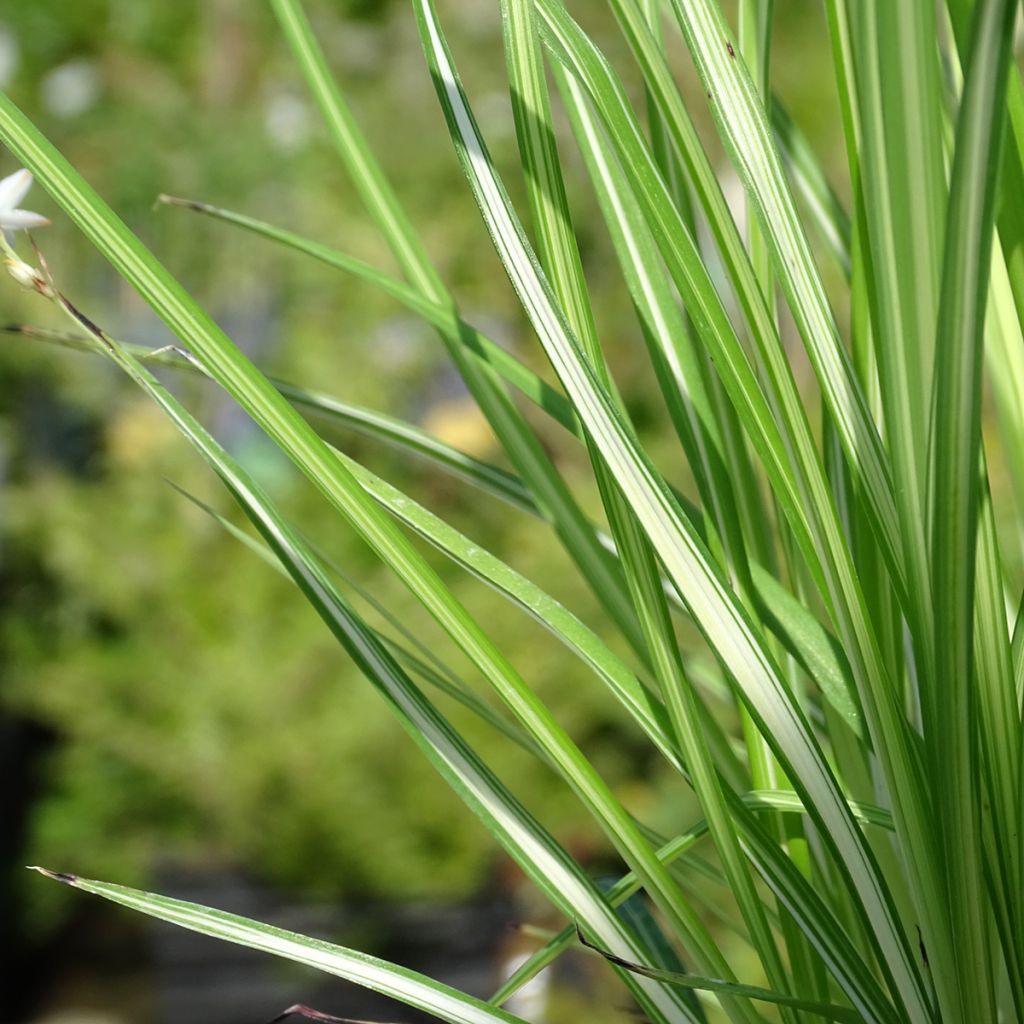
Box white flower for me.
[0,168,49,233]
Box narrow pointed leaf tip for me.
[27,866,79,884]
[26,872,530,1024]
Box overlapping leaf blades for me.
[9,0,1024,1021]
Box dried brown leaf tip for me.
[27,866,79,884]
[155,193,210,213]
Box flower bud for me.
[4,256,53,297]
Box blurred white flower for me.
[0,168,49,233]
[41,59,101,119]
[0,26,19,89]
[263,89,312,152]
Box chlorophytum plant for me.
[4,0,1024,1021]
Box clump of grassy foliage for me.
[4,0,1024,1021]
